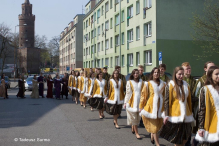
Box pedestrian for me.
[195,66,219,146]
[138,65,148,127]
[124,69,144,139]
[192,61,215,146]
[46,74,54,98]
[90,71,107,119]
[105,70,125,129]
[85,72,95,111]
[68,70,75,101]
[78,71,88,108]
[139,67,166,146]
[0,74,6,99]
[38,73,45,98]
[54,75,61,100]
[31,75,39,98]
[16,74,25,98]
[2,74,8,98]
[61,73,69,99]
[138,65,148,81]
[159,64,170,83]
[102,67,111,82]
[115,66,126,91]
[181,62,197,146]
[75,71,80,104]
[159,66,194,146]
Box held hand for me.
[104,98,108,103]
[198,130,205,137]
[123,103,126,109]
[139,108,142,112]
[163,117,169,125]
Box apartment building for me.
[83,0,219,76]
[59,14,85,74]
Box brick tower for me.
[18,0,35,48]
[18,0,40,74]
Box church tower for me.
[18,0,35,48]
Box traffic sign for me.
[158,52,162,65]
[66,67,70,71]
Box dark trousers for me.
[185,136,191,146]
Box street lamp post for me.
[14,24,27,80]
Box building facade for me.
[18,0,40,74]
[59,14,85,74]
[83,0,219,76]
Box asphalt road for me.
[0,89,173,146]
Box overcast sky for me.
[0,0,86,40]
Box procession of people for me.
[0,61,219,146]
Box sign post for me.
[158,52,162,65]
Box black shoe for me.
[42,96,45,98]
[136,137,142,140]
[66,96,68,99]
[132,131,135,134]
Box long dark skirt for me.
[75,90,80,100]
[198,141,219,146]
[71,89,75,96]
[159,121,192,145]
[105,103,122,115]
[88,97,104,110]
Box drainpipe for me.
[119,0,121,67]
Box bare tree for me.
[35,34,47,49]
[192,0,219,59]
[47,36,60,67]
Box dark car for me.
[125,72,172,82]
[0,76,11,88]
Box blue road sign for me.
[158,52,162,65]
[66,67,70,71]
[159,52,162,61]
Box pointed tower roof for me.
[24,0,30,4]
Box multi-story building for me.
[59,14,85,74]
[83,0,219,76]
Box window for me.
[110,57,113,67]
[105,2,109,12]
[102,58,104,67]
[136,1,140,15]
[91,45,94,54]
[136,26,140,40]
[98,26,100,35]
[115,14,120,25]
[115,0,120,4]
[105,39,109,49]
[144,0,152,8]
[97,59,100,67]
[89,47,90,55]
[145,50,152,65]
[144,22,152,37]
[121,11,124,22]
[115,35,120,46]
[128,29,133,42]
[136,52,140,65]
[115,56,119,66]
[128,6,133,17]
[105,58,109,66]
[110,0,113,9]
[102,6,104,15]
[101,41,104,51]
[122,55,124,66]
[86,48,88,55]
[110,37,113,48]
[98,43,100,52]
[105,21,109,30]
[122,33,124,44]
[91,60,94,68]
[110,18,113,29]
[128,54,133,66]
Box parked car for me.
[125,72,172,82]
[24,76,39,91]
[0,76,11,88]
